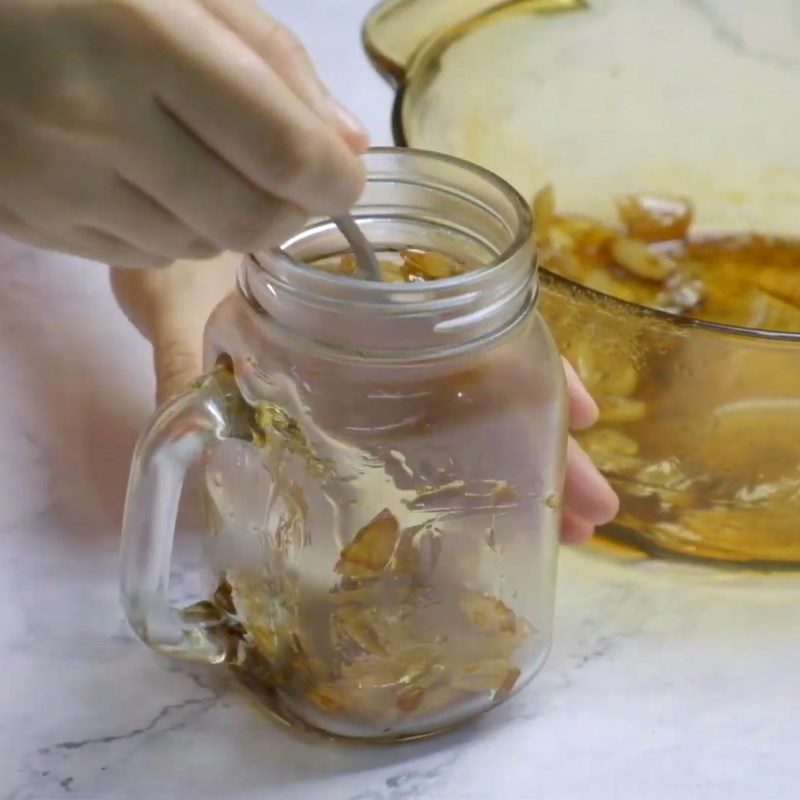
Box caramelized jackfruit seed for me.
[611,237,676,281]
[396,685,425,712]
[336,509,399,577]
[599,396,647,424]
[495,667,522,699]
[403,249,466,280]
[616,193,693,242]
[459,590,516,635]
[452,659,513,693]
[532,183,556,243]
[308,685,345,711]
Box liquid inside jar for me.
[201,249,549,738]
[312,247,472,283]
[225,497,530,735]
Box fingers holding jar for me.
[563,357,599,431]
[0,0,367,264]
[561,362,620,543]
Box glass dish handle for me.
[363,0,585,85]
[120,367,251,663]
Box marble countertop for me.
[2,2,799,798]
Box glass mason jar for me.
[120,148,567,740]
[364,0,800,569]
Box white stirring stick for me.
[333,215,382,281]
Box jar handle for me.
[363,0,586,87]
[120,366,251,663]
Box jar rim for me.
[251,146,534,298]
[240,147,537,358]
[235,275,537,364]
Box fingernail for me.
[326,98,370,152]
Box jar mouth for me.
[236,277,536,364]
[253,146,534,301]
[240,148,536,356]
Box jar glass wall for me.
[121,149,568,740]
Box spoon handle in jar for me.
[334,214,382,281]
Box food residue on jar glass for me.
[226,505,531,731]
[200,395,534,736]
[313,248,470,283]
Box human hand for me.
[110,253,239,403]
[0,0,367,266]
[562,359,619,542]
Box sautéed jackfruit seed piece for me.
[403,249,467,280]
[616,194,694,242]
[335,509,399,577]
[451,659,515,693]
[458,590,517,635]
[610,237,676,281]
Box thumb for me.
[110,253,239,405]
[152,327,204,406]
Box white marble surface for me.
[2,2,800,798]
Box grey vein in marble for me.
[682,0,800,69]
